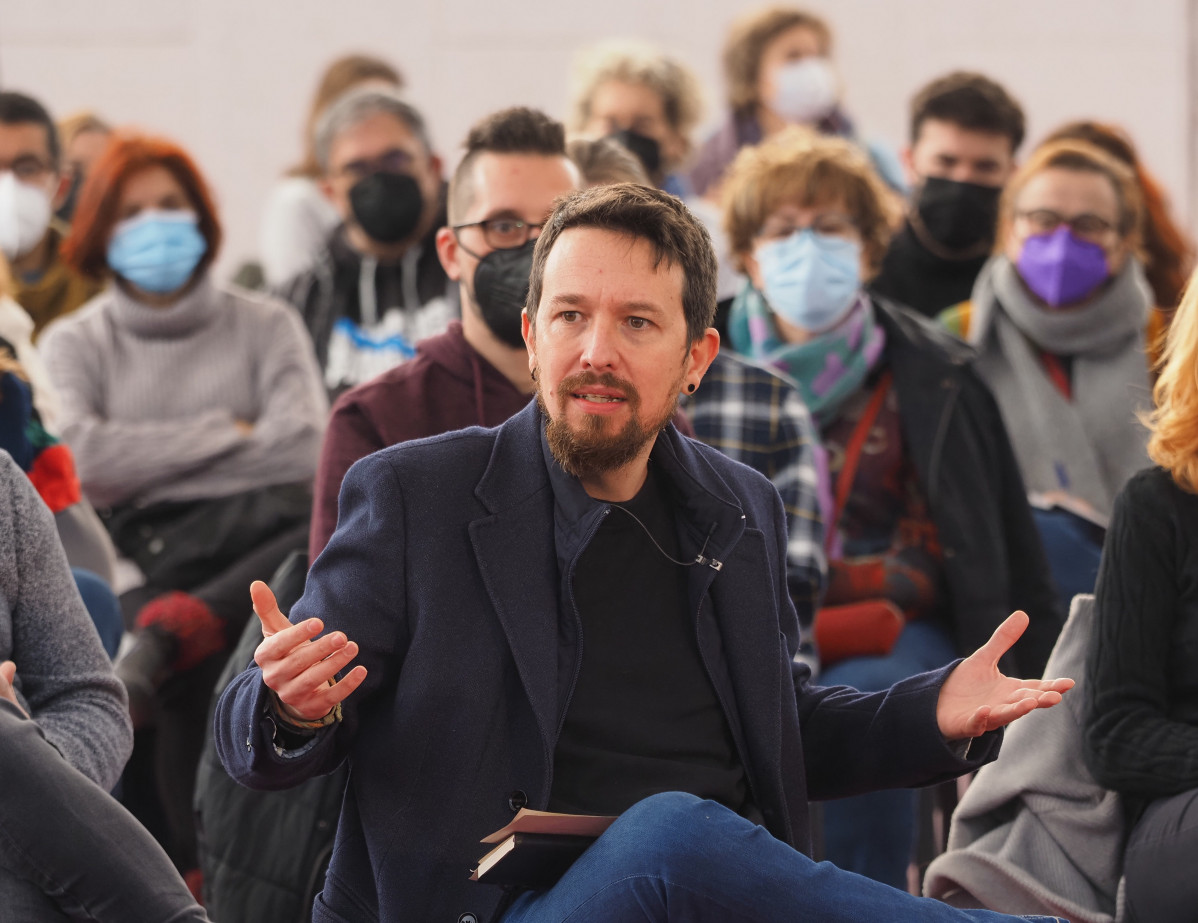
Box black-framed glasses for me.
[1016,208,1117,242]
[452,217,542,251]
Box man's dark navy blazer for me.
[216,400,995,923]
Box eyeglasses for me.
[757,213,858,243]
[452,217,543,251]
[0,155,53,184]
[1015,208,1118,242]
[335,149,416,182]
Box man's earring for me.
[531,367,539,383]
[687,383,696,394]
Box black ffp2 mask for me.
[608,129,662,179]
[472,239,535,349]
[912,176,1002,253]
[349,172,425,244]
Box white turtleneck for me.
[39,274,328,508]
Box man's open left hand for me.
[937,611,1074,740]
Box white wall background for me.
[2,0,1193,278]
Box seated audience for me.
[41,133,326,875]
[871,72,1025,318]
[260,53,404,288]
[276,86,453,397]
[689,6,904,199]
[721,128,1062,887]
[942,139,1153,606]
[567,134,650,187]
[569,39,704,196]
[216,182,1072,923]
[1083,268,1198,923]
[1042,119,1196,363]
[310,106,579,559]
[0,91,102,336]
[0,448,206,920]
[56,110,113,224]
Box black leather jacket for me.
[874,296,1064,675]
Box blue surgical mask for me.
[107,210,207,294]
[755,229,862,333]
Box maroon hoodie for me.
[310,322,532,559]
[310,321,697,560]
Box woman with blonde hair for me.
[1082,269,1198,923]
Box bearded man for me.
[217,183,1072,923]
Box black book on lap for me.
[470,832,597,889]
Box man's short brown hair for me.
[526,184,717,345]
[910,71,1025,153]
[723,6,832,115]
[722,127,897,278]
[448,107,567,224]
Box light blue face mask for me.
[106,209,207,295]
[755,228,862,333]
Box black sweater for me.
[1084,466,1198,804]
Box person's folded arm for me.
[41,322,246,506]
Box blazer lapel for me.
[468,404,561,753]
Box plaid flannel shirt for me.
[683,351,828,666]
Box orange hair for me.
[1147,267,1198,492]
[62,133,222,282]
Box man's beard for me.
[537,369,681,480]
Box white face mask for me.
[0,171,53,260]
[769,57,838,125]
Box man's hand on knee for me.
[251,580,367,724]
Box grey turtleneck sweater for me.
[40,275,328,509]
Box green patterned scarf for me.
[728,283,886,425]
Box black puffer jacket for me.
[195,552,344,923]
[874,297,1064,675]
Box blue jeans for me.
[1031,507,1103,613]
[502,792,1063,922]
[71,568,123,660]
[818,621,959,889]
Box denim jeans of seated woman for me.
[501,791,1066,922]
[818,620,959,890]
[0,700,208,922]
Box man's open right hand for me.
[251,580,367,723]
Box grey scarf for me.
[967,256,1152,516]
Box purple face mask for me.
[1016,225,1110,308]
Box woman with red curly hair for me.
[40,133,326,878]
